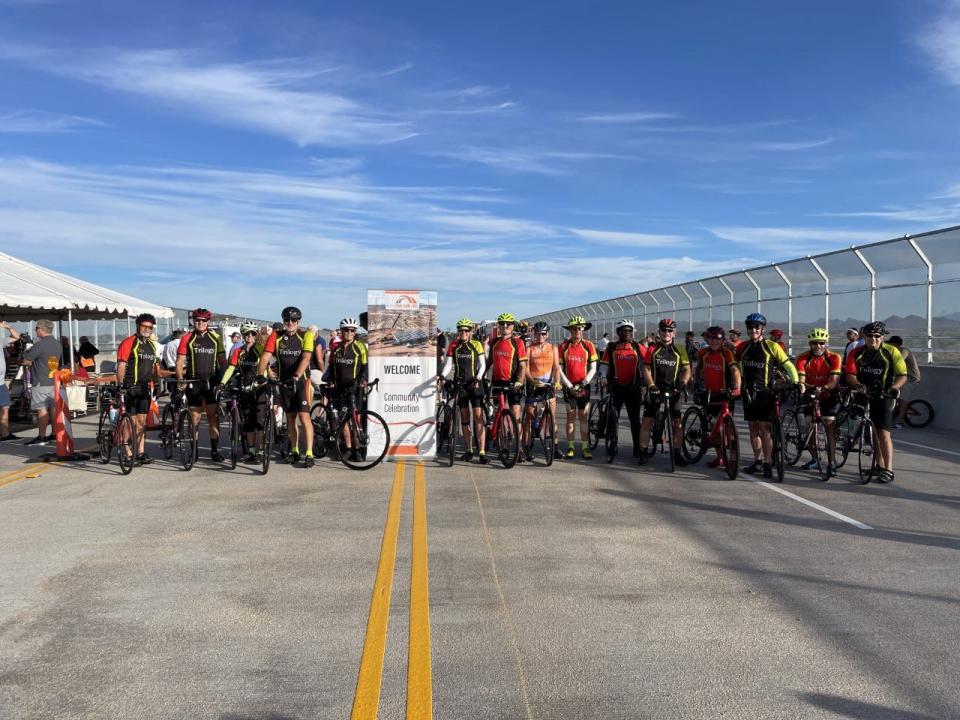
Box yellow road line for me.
[406,462,432,719]
[351,461,406,720]
[0,462,58,490]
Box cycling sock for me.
[305,450,314,458]
[210,438,219,451]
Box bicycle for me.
[782,387,832,481]
[95,384,137,475]
[523,383,556,466]
[254,377,292,475]
[587,382,620,461]
[434,379,465,467]
[839,389,896,484]
[482,382,521,468]
[893,396,934,428]
[643,386,678,473]
[215,385,244,470]
[681,389,739,480]
[309,380,390,470]
[743,385,789,482]
[158,379,202,471]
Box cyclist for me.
[736,312,799,477]
[726,328,744,353]
[116,313,170,464]
[638,318,690,466]
[487,312,528,429]
[328,317,369,462]
[794,328,842,474]
[600,319,645,458]
[770,328,787,352]
[558,316,599,459]
[694,326,741,469]
[844,321,908,481]
[523,320,561,461]
[439,318,488,463]
[256,306,316,467]
[219,322,265,464]
[176,308,227,462]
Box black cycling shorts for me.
[491,382,523,407]
[643,388,682,420]
[185,380,216,409]
[457,385,485,410]
[868,396,895,431]
[562,385,591,410]
[123,384,152,415]
[743,388,775,423]
[278,377,311,414]
[239,388,266,433]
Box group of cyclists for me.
[438,311,910,481]
[112,307,371,468]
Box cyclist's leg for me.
[871,397,895,470]
[298,380,313,456]
[639,392,657,450]
[624,387,642,453]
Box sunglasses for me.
[194,319,209,324]
[865,333,882,339]
[810,341,826,346]
[342,328,357,332]
[139,324,154,330]
[746,324,762,330]
[244,331,258,337]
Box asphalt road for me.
[1,413,958,719]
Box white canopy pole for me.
[68,309,76,373]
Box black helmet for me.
[281,306,302,322]
[658,317,677,331]
[862,321,887,336]
[533,321,549,334]
[272,322,284,332]
[135,313,156,325]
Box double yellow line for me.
[0,460,63,490]
[352,461,433,720]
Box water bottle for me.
[108,407,118,426]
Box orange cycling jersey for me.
[527,342,556,380]
[559,339,598,384]
[796,350,842,387]
[697,347,737,392]
[488,336,527,383]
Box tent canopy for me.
[0,251,173,321]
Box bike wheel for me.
[97,409,113,464]
[904,399,933,428]
[855,419,877,484]
[338,410,390,470]
[587,400,603,450]
[309,402,332,459]
[665,409,675,473]
[260,404,275,474]
[496,411,520,469]
[435,402,450,455]
[541,407,555,467]
[721,415,739,480]
[781,408,804,466]
[116,414,136,476]
[177,410,196,471]
[159,404,175,460]
[834,410,854,469]
[604,403,619,460]
[812,419,830,481]
[680,406,708,465]
[228,405,241,469]
[771,419,784,482]
[447,408,459,467]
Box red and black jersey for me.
[647,342,690,389]
[559,339,598,385]
[696,347,738,393]
[227,344,263,387]
[488,335,527,383]
[796,350,841,387]
[602,340,642,386]
[177,330,225,380]
[116,334,159,386]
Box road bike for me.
[743,385,789,482]
[96,384,136,475]
[587,382,621,461]
[158,379,204,471]
[215,385,243,470]
[482,382,520,468]
[309,380,390,470]
[681,389,739,480]
[523,383,556,466]
[893,395,934,428]
[642,386,678,473]
[782,387,832,481]
[837,390,895,484]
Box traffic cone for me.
[41,370,89,462]
[146,397,161,430]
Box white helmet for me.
[240,322,258,334]
[615,319,635,332]
[339,317,359,329]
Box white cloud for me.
[919,0,960,86]
[708,226,916,257]
[578,111,677,124]
[423,211,555,237]
[435,147,633,175]
[751,137,835,151]
[0,109,104,133]
[568,228,689,246]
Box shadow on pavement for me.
[800,693,939,720]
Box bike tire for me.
[97,408,113,464]
[665,408,675,473]
[542,407,555,467]
[435,402,450,455]
[496,411,520,469]
[833,409,853,469]
[781,408,804,466]
[680,406,708,465]
[261,403,275,475]
[587,400,603,450]
[159,404,175,460]
[116,414,136,476]
[604,402,619,460]
[722,415,739,480]
[856,418,877,484]
[904,399,933,428]
[813,419,830,481]
[338,410,390,471]
[771,419,784,482]
[229,405,241,469]
[309,402,332,459]
[177,410,196,471]
[447,407,458,467]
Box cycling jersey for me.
[263,329,314,381]
[844,343,907,392]
[647,342,689,389]
[446,338,486,382]
[116,334,160,386]
[177,330,225,380]
[736,339,797,390]
[602,340,642,386]
[527,342,556,381]
[488,336,527,383]
[222,343,263,387]
[559,339,598,385]
[696,346,738,393]
[331,340,369,388]
[796,350,842,387]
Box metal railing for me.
[525,225,960,364]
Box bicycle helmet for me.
[565,315,592,330]
[615,319,635,332]
[135,313,156,325]
[807,327,829,342]
[192,307,212,321]
[705,325,725,339]
[862,321,887,336]
[240,322,259,335]
[770,328,784,339]
[455,317,473,329]
[281,306,302,322]
[658,317,677,331]
[339,316,359,329]
[496,312,516,323]
[745,312,766,327]
[533,321,550,333]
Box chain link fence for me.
[525,224,960,364]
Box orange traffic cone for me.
[146,398,161,430]
[41,369,89,462]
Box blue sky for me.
[1,0,959,327]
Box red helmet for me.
[192,307,213,321]
[658,318,677,331]
[705,326,725,339]
[770,328,784,338]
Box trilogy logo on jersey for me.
[193,346,216,355]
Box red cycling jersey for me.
[488,335,527,383]
[796,350,842,387]
[602,340,642,386]
[559,339,598,384]
[696,347,738,393]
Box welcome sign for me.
[366,289,438,459]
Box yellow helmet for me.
[496,312,516,323]
[807,327,829,342]
[565,315,593,331]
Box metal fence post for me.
[743,270,761,313]
[809,257,829,336]
[852,247,877,322]
[698,281,713,327]
[717,276,734,330]
[678,285,694,331]
[907,237,935,364]
[772,264,793,354]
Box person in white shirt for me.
[0,321,22,441]
[162,329,185,371]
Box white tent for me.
[0,251,173,370]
